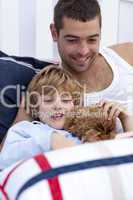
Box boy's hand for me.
[51,131,76,150]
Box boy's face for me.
[50,16,101,73]
[38,90,74,129]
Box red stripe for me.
[0,160,26,200]
[2,160,25,188]
[0,185,9,200]
[34,154,63,200]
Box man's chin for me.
[71,64,89,72]
[63,60,90,73]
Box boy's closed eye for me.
[43,96,55,103]
[61,98,73,103]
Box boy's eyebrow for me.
[64,34,100,39]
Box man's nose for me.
[78,42,90,56]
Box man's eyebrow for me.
[89,34,100,38]
[64,35,79,38]
[64,34,100,38]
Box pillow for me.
[0,138,133,200]
[0,51,54,143]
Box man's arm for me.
[110,42,133,66]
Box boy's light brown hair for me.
[26,65,83,119]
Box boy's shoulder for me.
[8,120,44,134]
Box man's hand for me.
[97,100,128,121]
[13,97,31,125]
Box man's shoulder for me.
[108,42,133,65]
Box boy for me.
[0,65,133,169]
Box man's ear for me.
[50,23,58,42]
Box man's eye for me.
[88,38,97,43]
[66,39,77,43]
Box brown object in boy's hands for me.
[64,106,116,142]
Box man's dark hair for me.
[54,0,101,33]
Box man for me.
[5,0,133,141]
[50,0,133,110]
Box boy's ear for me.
[50,23,58,42]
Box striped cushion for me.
[0,138,133,200]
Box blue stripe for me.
[16,154,133,200]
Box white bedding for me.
[0,138,133,200]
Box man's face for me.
[51,16,101,73]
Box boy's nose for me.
[53,100,62,110]
[53,105,62,110]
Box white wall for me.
[99,0,120,46]
[0,0,20,55]
[0,0,132,60]
[118,0,133,43]
[36,0,53,60]
[0,0,53,60]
